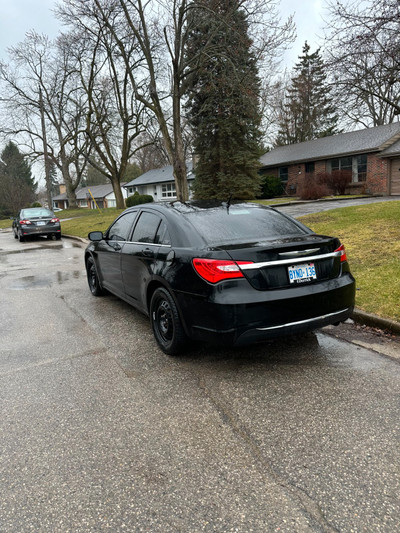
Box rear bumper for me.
[21,226,61,236]
[175,274,356,346]
[234,306,353,344]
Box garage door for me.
[390,159,400,195]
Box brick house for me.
[259,123,400,196]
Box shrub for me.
[31,201,42,207]
[126,193,154,207]
[297,175,330,200]
[260,175,284,198]
[317,170,352,195]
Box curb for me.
[352,309,400,336]
[63,234,89,244]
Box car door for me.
[121,210,165,311]
[95,210,138,297]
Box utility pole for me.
[38,85,52,209]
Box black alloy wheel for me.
[150,287,187,355]
[86,257,104,296]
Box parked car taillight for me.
[335,244,348,262]
[192,258,253,283]
[19,219,32,225]
[51,217,60,223]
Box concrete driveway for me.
[274,195,400,218]
[0,225,399,532]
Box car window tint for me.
[155,220,171,245]
[131,212,162,243]
[184,206,306,244]
[108,211,137,241]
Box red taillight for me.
[192,258,253,284]
[51,217,60,223]
[19,219,32,225]
[335,244,347,263]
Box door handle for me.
[142,248,154,257]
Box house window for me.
[328,156,367,182]
[278,167,288,183]
[331,157,352,172]
[305,162,315,174]
[356,155,367,182]
[80,200,88,207]
[162,182,176,198]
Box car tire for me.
[14,231,18,239]
[150,288,187,355]
[18,231,25,242]
[86,257,104,296]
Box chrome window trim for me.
[125,241,172,248]
[240,251,341,270]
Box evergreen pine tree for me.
[0,142,37,215]
[185,0,262,200]
[275,42,340,146]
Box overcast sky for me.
[0,0,327,67]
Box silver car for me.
[13,208,62,242]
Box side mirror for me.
[88,231,104,242]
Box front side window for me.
[108,211,138,241]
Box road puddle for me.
[8,270,83,290]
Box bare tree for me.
[324,0,400,127]
[57,0,294,201]
[0,32,91,207]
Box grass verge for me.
[299,201,400,322]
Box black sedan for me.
[13,208,61,241]
[85,202,355,355]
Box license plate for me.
[36,221,46,226]
[288,263,317,284]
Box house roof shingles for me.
[52,183,126,202]
[260,122,400,168]
[124,162,194,188]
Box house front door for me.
[390,158,400,195]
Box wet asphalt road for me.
[0,225,399,532]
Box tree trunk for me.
[110,176,125,209]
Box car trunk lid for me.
[219,235,342,290]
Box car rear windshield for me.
[184,205,307,245]
[22,209,53,218]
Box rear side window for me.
[131,212,162,243]
[184,206,306,245]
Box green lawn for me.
[299,201,400,322]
